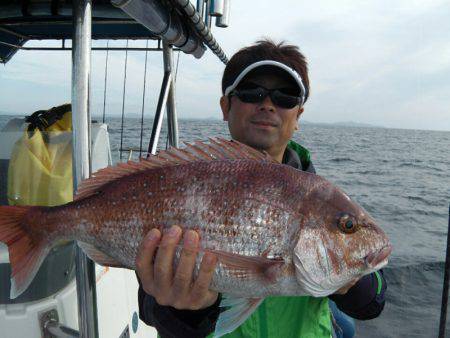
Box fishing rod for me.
[438,204,450,338]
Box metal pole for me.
[72,1,98,338]
[438,205,450,338]
[147,71,172,155]
[163,40,179,148]
[139,40,150,157]
[205,0,211,28]
[44,320,80,338]
[102,40,109,124]
[197,0,205,20]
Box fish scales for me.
[23,160,303,294]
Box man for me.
[135,39,386,337]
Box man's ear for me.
[295,107,304,130]
[220,96,230,121]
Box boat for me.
[0,0,230,336]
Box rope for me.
[120,40,129,161]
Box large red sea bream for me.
[0,138,391,336]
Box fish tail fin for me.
[0,205,50,299]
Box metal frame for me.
[70,11,187,332]
[72,1,98,337]
[0,40,181,51]
[171,0,228,64]
[148,69,172,155]
[40,309,80,338]
[147,40,179,155]
[164,40,179,148]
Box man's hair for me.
[221,39,310,102]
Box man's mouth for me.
[251,120,278,128]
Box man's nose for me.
[258,95,275,112]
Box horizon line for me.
[1,112,449,133]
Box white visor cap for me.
[224,60,306,106]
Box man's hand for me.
[135,225,219,310]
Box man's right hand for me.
[135,225,219,310]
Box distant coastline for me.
[1,112,449,132]
[301,120,385,129]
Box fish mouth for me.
[364,244,392,269]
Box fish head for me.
[293,180,392,297]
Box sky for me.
[0,0,449,131]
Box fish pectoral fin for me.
[77,241,126,268]
[214,295,264,337]
[207,249,284,282]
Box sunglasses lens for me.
[232,86,300,108]
[271,90,299,109]
[235,87,267,103]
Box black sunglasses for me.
[230,84,302,109]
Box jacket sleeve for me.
[305,161,316,174]
[329,270,386,320]
[137,276,221,338]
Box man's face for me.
[220,71,304,157]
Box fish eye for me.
[338,214,359,233]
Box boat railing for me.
[40,309,80,338]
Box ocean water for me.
[103,116,450,338]
[1,115,450,337]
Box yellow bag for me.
[7,104,73,206]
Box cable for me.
[120,39,129,161]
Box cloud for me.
[280,0,450,130]
[0,0,449,131]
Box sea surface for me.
[1,115,450,337]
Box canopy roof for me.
[0,0,227,63]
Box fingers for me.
[136,225,219,310]
[153,225,182,296]
[135,228,161,295]
[172,230,199,299]
[190,252,218,308]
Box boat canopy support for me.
[164,40,179,149]
[0,0,228,64]
[0,38,182,52]
[147,39,179,156]
[71,0,98,337]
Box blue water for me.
[106,116,450,338]
[1,115,450,337]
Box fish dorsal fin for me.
[74,138,274,201]
[214,295,264,337]
[77,241,127,268]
